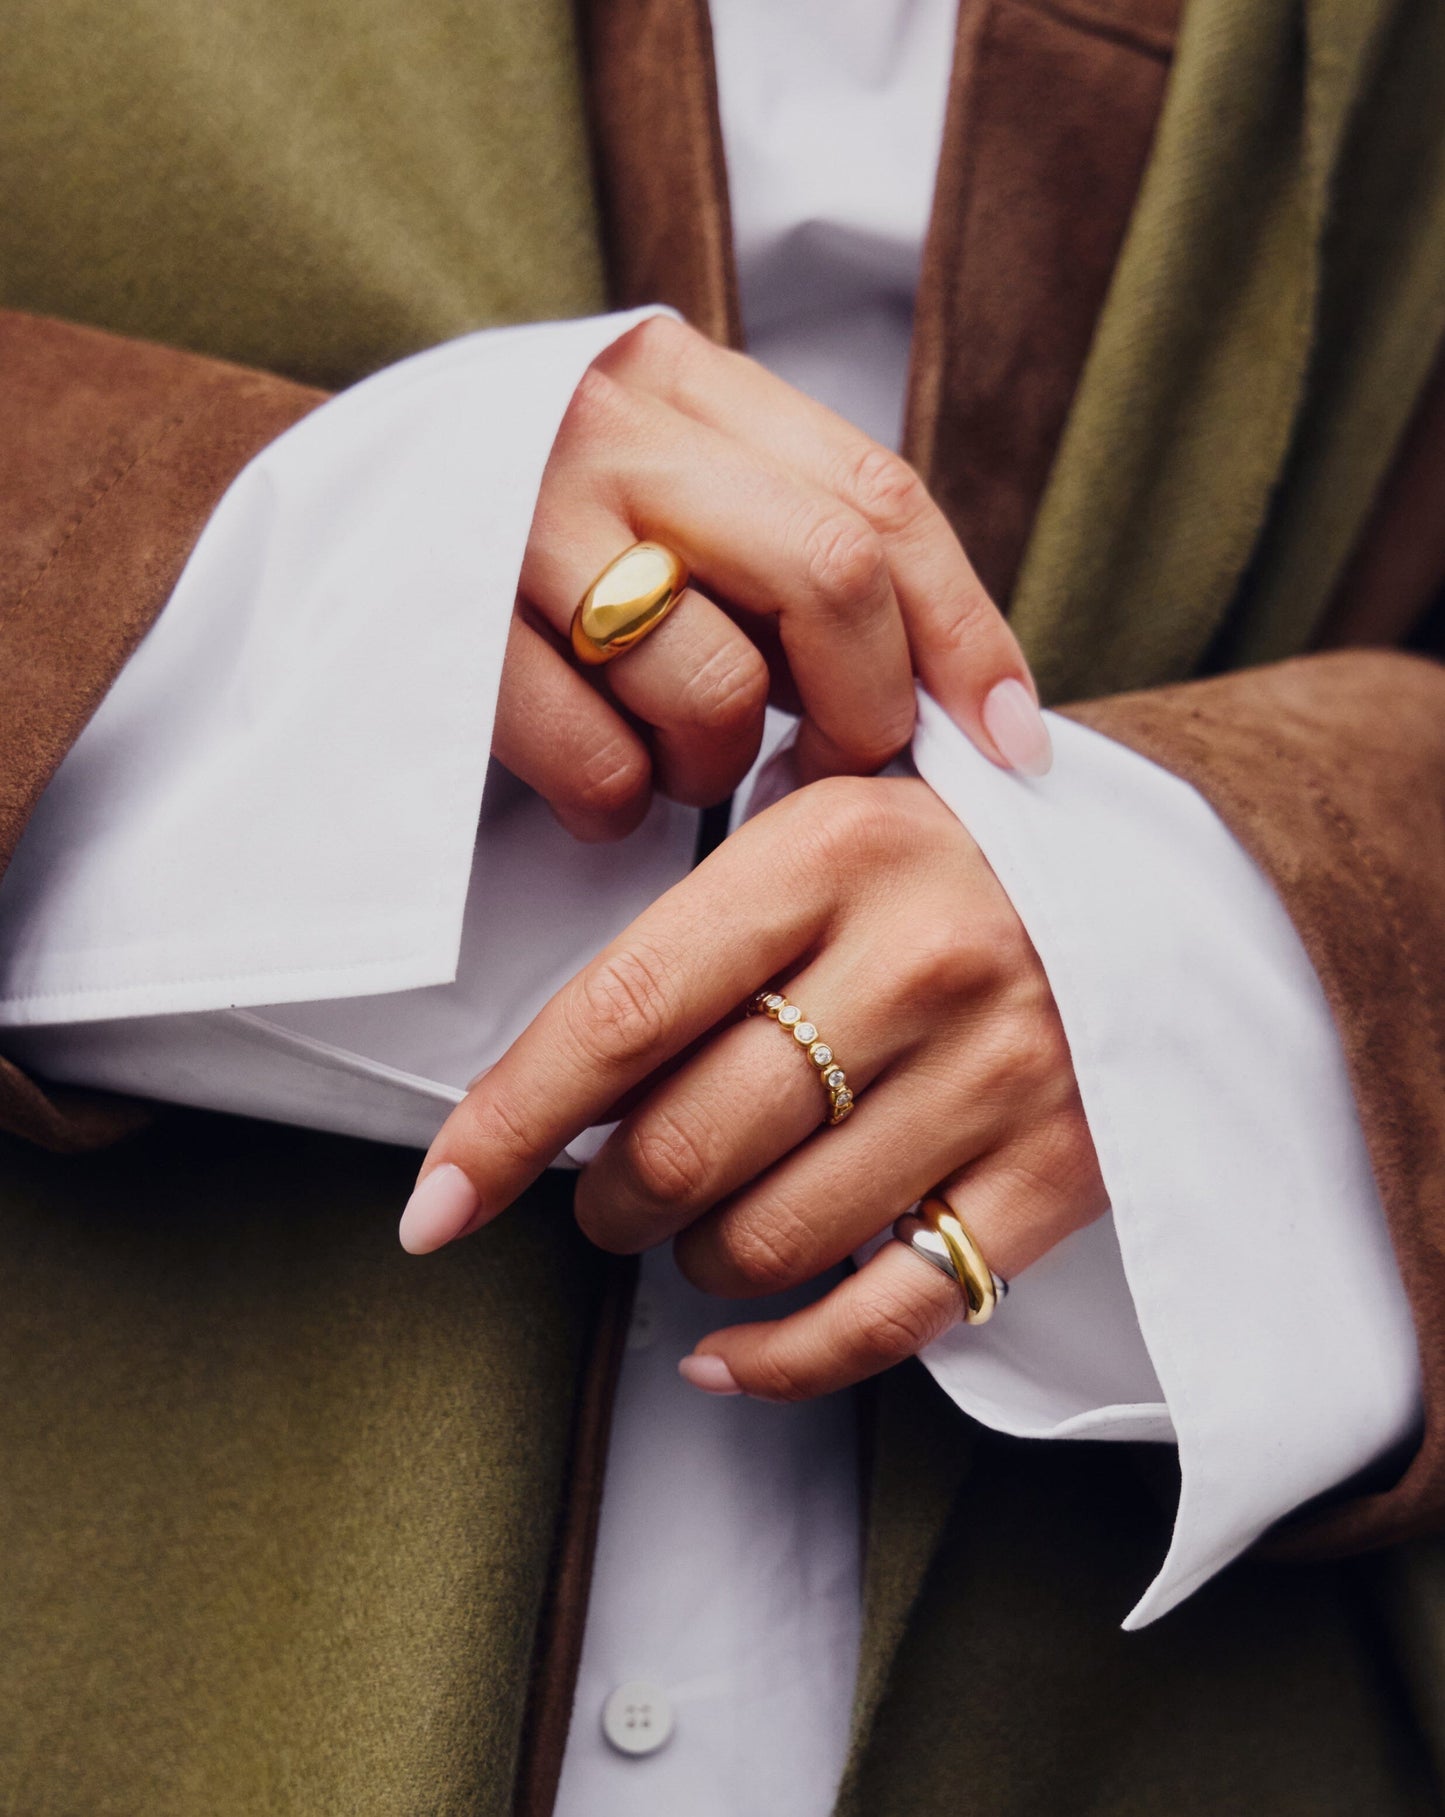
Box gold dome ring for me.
[570,540,690,666]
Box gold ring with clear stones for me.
[747,989,855,1124]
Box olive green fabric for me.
[0,0,606,388]
[840,1405,1439,1817]
[1010,0,1445,702]
[0,1114,614,1814]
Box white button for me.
[602,1680,675,1756]
[625,1285,658,1351]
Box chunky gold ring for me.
[747,989,855,1124]
[571,540,689,665]
[892,1196,1007,1324]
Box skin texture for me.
[403,776,1106,1398]
[491,317,1049,841]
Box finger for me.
[672,1060,999,1297]
[557,367,917,774]
[609,591,769,805]
[926,1110,1109,1281]
[523,492,773,809]
[493,615,653,842]
[680,1127,1107,1400]
[604,316,1050,775]
[677,1037,1101,1298]
[522,489,771,806]
[404,792,839,1249]
[574,938,915,1255]
[679,1240,966,1401]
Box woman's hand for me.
[400,775,1106,1399]
[492,316,1050,843]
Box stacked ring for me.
[892,1196,1008,1324]
[747,990,855,1124]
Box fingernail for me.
[678,1354,742,1396]
[398,1162,480,1255]
[982,678,1052,777]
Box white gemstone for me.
[809,1043,833,1068]
[793,1021,818,1044]
[834,1088,853,1107]
[778,1005,801,1027]
[824,1067,846,1090]
[764,993,785,1011]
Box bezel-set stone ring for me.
[747,989,855,1124]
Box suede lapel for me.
[901,0,1179,606]
[1007,0,1445,701]
[577,0,742,346]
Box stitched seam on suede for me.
[1009,0,1174,61]
[1277,750,1445,1515]
[904,1,994,480]
[1255,736,1445,1100]
[1176,702,1445,1094]
[0,392,227,638]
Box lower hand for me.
[400,775,1105,1399]
[491,315,1050,843]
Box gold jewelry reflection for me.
[571,540,689,665]
[892,1197,1007,1324]
[747,989,855,1125]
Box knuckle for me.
[569,362,631,432]
[571,737,650,821]
[678,637,770,739]
[927,584,1001,661]
[894,915,979,1007]
[618,1105,716,1213]
[747,1349,815,1404]
[717,1213,811,1296]
[631,311,695,368]
[465,1085,542,1174]
[571,946,674,1069]
[784,774,895,868]
[572,1184,641,1255]
[842,1280,940,1367]
[599,312,696,384]
[798,506,888,616]
[986,1004,1072,1103]
[570,1184,619,1252]
[847,444,929,533]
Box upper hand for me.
[491,316,1050,843]
[400,774,1105,1398]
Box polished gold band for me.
[893,1196,1007,1324]
[747,989,855,1124]
[571,540,689,665]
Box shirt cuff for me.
[907,692,1422,1628]
[0,306,681,1028]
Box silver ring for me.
[891,1212,1009,1311]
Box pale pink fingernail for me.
[982,678,1052,777]
[678,1354,742,1396]
[398,1162,479,1255]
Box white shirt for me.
[0,2,1422,1811]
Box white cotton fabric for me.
[0,306,689,1031]
[907,699,1421,1625]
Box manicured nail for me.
[678,1354,742,1396]
[982,678,1052,777]
[398,1163,479,1255]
